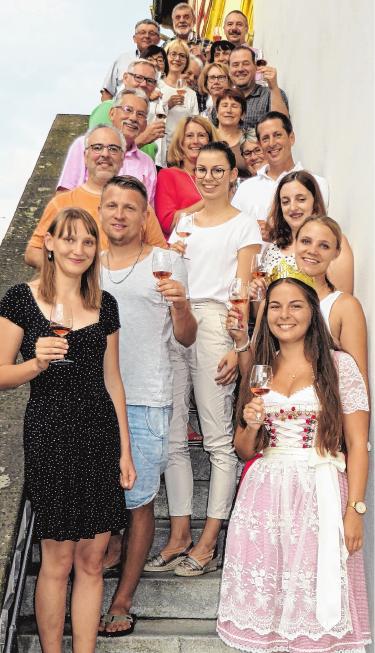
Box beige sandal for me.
[174,549,219,577]
[144,542,193,572]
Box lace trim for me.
[217,627,370,653]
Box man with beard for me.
[101,19,160,99]
[229,44,289,131]
[224,10,249,46]
[24,123,165,269]
[57,88,158,201]
[163,3,196,47]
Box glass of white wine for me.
[176,77,187,104]
[152,250,172,305]
[50,303,73,364]
[248,364,273,423]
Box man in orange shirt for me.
[25,124,166,268]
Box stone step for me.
[21,568,222,618]
[18,617,232,652]
[32,519,228,563]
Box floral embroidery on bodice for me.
[263,386,319,450]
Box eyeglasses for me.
[207,74,228,82]
[150,55,165,64]
[115,104,148,120]
[195,166,230,180]
[169,52,188,60]
[135,30,159,39]
[242,146,263,158]
[85,143,123,154]
[127,72,157,86]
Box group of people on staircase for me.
[0,3,371,653]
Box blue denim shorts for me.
[125,405,172,509]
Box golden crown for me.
[268,259,315,289]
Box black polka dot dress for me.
[0,284,127,541]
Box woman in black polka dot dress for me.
[0,208,136,653]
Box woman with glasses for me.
[155,116,217,237]
[141,44,169,78]
[239,129,266,176]
[156,40,198,168]
[216,88,250,181]
[145,141,262,577]
[198,62,231,121]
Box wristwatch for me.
[347,500,367,514]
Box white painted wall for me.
[253,0,374,648]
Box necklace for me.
[105,243,144,284]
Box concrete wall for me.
[253,0,374,648]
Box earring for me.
[48,251,53,261]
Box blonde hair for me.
[165,39,190,73]
[39,208,101,309]
[167,116,218,167]
[198,62,231,95]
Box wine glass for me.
[213,26,221,42]
[249,364,273,423]
[176,213,194,259]
[50,303,73,364]
[250,253,268,302]
[152,250,172,304]
[228,278,249,331]
[255,49,268,85]
[176,78,187,104]
[155,98,167,122]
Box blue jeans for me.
[125,405,172,509]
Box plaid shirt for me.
[242,84,289,131]
[210,84,289,130]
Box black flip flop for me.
[98,612,137,638]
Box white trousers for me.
[165,301,238,520]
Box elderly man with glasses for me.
[24,122,166,270]
[91,59,167,159]
[101,19,160,100]
[56,88,158,205]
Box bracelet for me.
[234,337,251,353]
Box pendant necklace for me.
[105,243,144,284]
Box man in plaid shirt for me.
[229,45,289,131]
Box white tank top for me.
[320,291,342,335]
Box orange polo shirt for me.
[28,186,166,251]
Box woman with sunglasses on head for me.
[217,271,370,653]
[239,129,266,176]
[0,208,135,653]
[145,141,262,577]
[262,170,354,293]
[154,116,217,237]
[156,40,198,168]
[216,88,250,181]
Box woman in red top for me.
[154,116,217,237]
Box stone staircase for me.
[17,445,234,651]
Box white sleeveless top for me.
[319,291,342,335]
